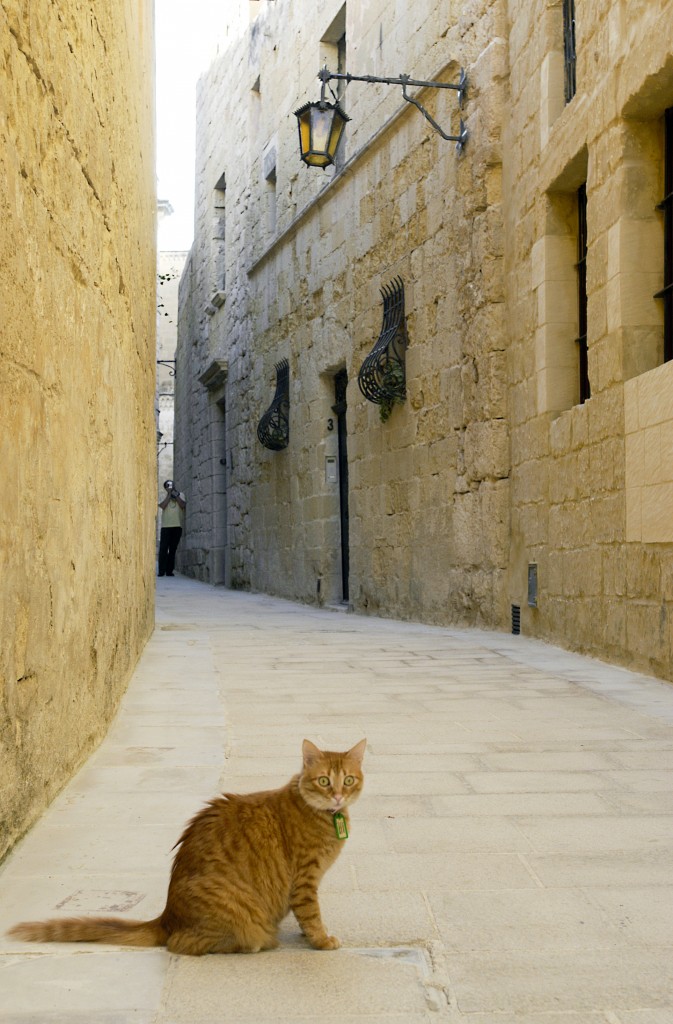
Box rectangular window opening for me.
[655,107,673,362]
[263,146,277,236]
[321,4,347,171]
[563,0,576,104]
[212,172,226,293]
[576,183,590,402]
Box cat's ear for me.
[346,738,367,765]
[302,739,323,767]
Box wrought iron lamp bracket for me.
[157,359,176,377]
[358,278,408,420]
[257,358,290,451]
[317,66,468,151]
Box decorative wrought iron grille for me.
[357,278,407,420]
[576,183,590,403]
[257,358,290,450]
[563,0,577,104]
[655,107,673,362]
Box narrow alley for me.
[1,576,673,1022]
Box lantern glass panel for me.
[310,108,334,154]
[328,112,346,159]
[298,115,311,156]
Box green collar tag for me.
[333,812,348,840]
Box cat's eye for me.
[317,776,331,787]
[344,775,355,786]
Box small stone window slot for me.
[257,358,289,451]
[528,563,538,608]
[357,277,407,421]
[654,106,673,362]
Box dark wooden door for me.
[332,370,350,602]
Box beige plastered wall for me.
[0,0,156,861]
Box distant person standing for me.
[158,479,186,577]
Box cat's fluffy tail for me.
[7,915,167,947]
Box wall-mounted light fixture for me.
[295,65,468,169]
[157,359,177,377]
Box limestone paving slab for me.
[384,815,535,853]
[0,951,167,1014]
[354,852,539,892]
[431,791,611,816]
[616,1013,673,1024]
[603,790,673,815]
[0,874,168,955]
[0,1014,156,1024]
[92,743,227,767]
[2,824,177,879]
[604,769,673,791]
[428,888,631,952]
[160,949,433,1021]
[525,849,673,888]
[62,764,223,795]
[448,948,673,1014]
[459,770,615,793]
[462,1015,615,1024]
[513,814,673,854]
[586,886,673,944]
[44,790,202,830]
[156,1018,438,1024]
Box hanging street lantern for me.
[294,99,350,169]
[295,65,468,169]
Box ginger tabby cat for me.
[8,738,366,955]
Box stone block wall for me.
[506,0,673,678]
[176,0,509,624]
[0,1,156,860]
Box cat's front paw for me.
[311,934,341,950]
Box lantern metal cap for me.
[293,99,351,122]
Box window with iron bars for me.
[655,107,673,362]
[563,0,577,104]
[576,183,590,402]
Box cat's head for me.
[299,738,366,813]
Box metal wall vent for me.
[511,604,521,635]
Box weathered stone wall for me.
[176,0,673,680]
[505,0,673,678]
[176,0,510,624]
[0,1,156,860]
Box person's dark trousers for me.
[158,526,183,576]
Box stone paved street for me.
[1,575,673,1023]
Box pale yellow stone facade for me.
[507,0,673,679]
[0,1,156,859]
[175,0,673,681]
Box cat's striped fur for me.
[8,739,366,955]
